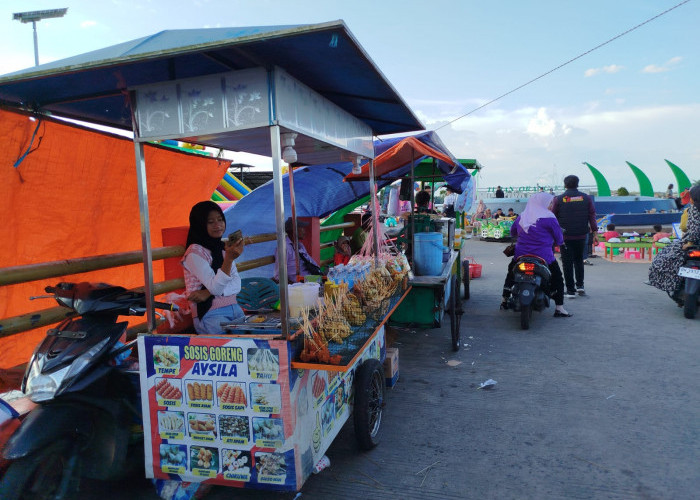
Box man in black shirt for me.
[495,186,505,198]
[551,175,598,298]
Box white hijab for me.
[518,192,556,233]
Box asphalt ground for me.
[82,237,699,500]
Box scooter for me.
[0,282,175,500]
[506,255,551,330]
[677,246,700,319]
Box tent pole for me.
[287,161,301,282]
[129,91,155,331]
[410,152,415,270]
[270,125,289,337]
[133,140,156,331]
[368,158,379,268]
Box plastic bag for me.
[156,292,193,334]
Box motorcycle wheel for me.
[683,292,698,319]
[520,304,532,330]
[0,440,80,500]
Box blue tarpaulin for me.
[227,131,472,278]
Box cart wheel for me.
[462,260,470,300]
[520,304,532,330]
[353,359,385,450]
[450,275,462,351]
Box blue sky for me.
[2,0,698,192]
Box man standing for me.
[551,175,597,298]
[495,186,505,198]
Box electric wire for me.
[433,0,692,131]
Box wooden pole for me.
[0,246,185,287]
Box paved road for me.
[82,238,699,499]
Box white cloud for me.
[642,56,682,74]
[81,21,97,28]
[584,64,624,77]
[526,108,572,139]
[412,101,700,190]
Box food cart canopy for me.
[0,21,423,144]
[227,131,471,277]
[345,131,470,193]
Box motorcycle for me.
[506,255,551,330]
[677,246,700,319]
[0,282,175,500]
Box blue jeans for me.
[582,233,590,260]
[194,304,245,335]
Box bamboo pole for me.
[0,254,275,338]
[0,279,184,338]
[0,246,185,287]
[319,222,355,232]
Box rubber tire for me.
[353,359,385,450]
[462,260,470,300]
[684,292,698,319]
[520,304,532,330]
[450,276,462,351]
[0,440,80,500]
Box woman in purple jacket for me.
[501,192,571,317]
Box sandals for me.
[553,310,573,317]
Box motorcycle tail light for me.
[688,250,700,258]
[518,262,535,274]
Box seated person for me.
[182,201,245,335]
[483,208,492,219]
[507,208,517,218]
[351,213,372,254]
[273,217,321,284]
[602,223,621,241]
[493,208,505,219]
[334,235,352,265]
[415,190,437,214]
[652,224,671,242]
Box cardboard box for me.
[384,347,399,388]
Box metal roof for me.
[0,21,423,137]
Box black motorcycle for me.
[0,282,175,500]
[676,246,700,319]
[506,255,551,330]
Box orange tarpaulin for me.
[0,108,228,370]
[343,136,456,181]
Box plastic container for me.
[288,284,306,317]
[301,282,320,308]
[413,232,443,276]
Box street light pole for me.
[12,8,68,66]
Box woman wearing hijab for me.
[649,185,700,299]
[182,201,245,334]
[334,235,352,265]
[501,192,571,317]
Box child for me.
[603,223,621,241]
[652,224,671,242]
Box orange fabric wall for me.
[0,109,228,369]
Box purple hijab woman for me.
[501,192,571,317]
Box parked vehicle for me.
[677,246,700,319]
[506,255,552,330]
[0,282,175,500]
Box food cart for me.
[0,22,426,493]
[344,139,471,352]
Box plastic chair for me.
[624,249,642,260]
[236,278,280,311]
